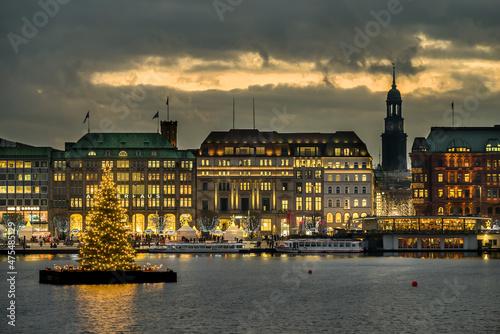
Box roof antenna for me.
[253,98,255,129]
[233,98,235,129]
[392,62,396,89]
[451,101,455,127]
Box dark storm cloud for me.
[1,0,499,159]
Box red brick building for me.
[410,126,500,222]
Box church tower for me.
[381,64,407,170]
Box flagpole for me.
[167,96,170,121]
[451,101,454,127]
[157,111,160,133]
[88,111,90,133]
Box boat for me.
[275,239,364,253]
[149,242,248,253]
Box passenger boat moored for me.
[149,242,247,253]
[275,239,364,253]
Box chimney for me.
[161,120,177,148]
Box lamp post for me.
[479,185,482,216]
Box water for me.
[1,253,499,334]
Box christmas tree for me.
[78,165,136,271]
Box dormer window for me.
[104,150,111,156]
[88,151,96,156]
[119,151,128,157]
[151,151,158,156]
[135,150,142,156]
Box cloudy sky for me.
[1,0,499,164]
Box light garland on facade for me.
[77,165,136,271]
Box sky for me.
[1,0,500,165]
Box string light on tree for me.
[77,165,136,271]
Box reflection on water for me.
[1,252,499,334]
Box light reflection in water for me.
[71,284,165,333]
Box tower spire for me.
[392,62,396,89]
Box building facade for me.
[0,147,54,233]
[51,132,196,236]
[197,129,374,235]
[410,126,500,221]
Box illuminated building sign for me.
[85,194,161,199]
[7,206,41,211]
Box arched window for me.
[336,187,340,194]
[345,199,349,208]
[361,212,367,217]
[488,207,493,215]
[335,213,342,223]
[449,207,455,215]
[345,187,349,194]
[352,213,359,219]
[328,175,332,181]
[344,213,350,224]
[328,186,333,194]
[336,199,341,207]
[465,207,471,215]
[88,151,96,156]
[327,213,333,223]
[495,207,500,215]
[328,199,333,207]
[118,151,127,157]
[362,186,367,194]
[345,175,349,181]
[362,199,367,207]
[354,186,359,194]
[438,207,444,215]
[354,199,359,207]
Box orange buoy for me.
[308,270,312,274]
[412,281,418,287]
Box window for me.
[260,182,272,191]
[117,160,129,168]
[296,197,303,210]
[202,183,208,191]
[180,198,192,207]
[344,199,350,209]
[328,199,333,207]
[336,186,340,194]
[328,186,333,194]
[362,186,367,194]
[240,182,250,191]
[362,175,367,182]
[305,170,312,179]
[345,187,349,194]
[354,186,358,194]
[336,213,342,223]
[438,174,443,182]
[362,199,367,207]
[296,171,302,179]
[336,199,341,207]
[438,189,443,197]
[132,173,144,181]
[353,199,359,207]
[148,160,160,168]
[305,197,312,211]
[164,198,175,208]
[305,183,313,194]
[201,200,209,210]
[282,182,288,191]
[315,197,322,211]
[296,182,303,194]
[315,170,322,179]
[281,199,289,211]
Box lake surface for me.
[1,252,499,334]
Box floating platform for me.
[39,269,177,285]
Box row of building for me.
[1,69,500,237]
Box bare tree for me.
[196,216,219,233]
[151,215,166,234]
[1,213,26,233]
[53,215,71,239]
[242,215,261,239]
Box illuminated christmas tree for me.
[78,165,136,271]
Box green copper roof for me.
[423,126,500,153]
[0,147,56,158]
[65,133,194,159]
